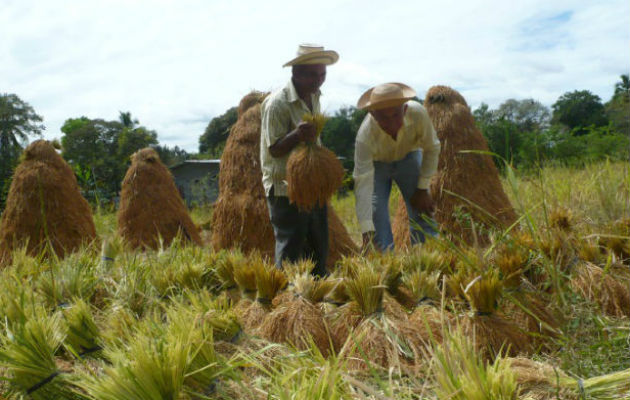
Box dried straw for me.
[570,261,630,317]
[0,140,96,265]
[286,113,344,212]
[117,148,202,250]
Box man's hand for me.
[296,121,317,143]
[361,231,375,254]
[410,189,435,215]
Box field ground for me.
[1,160,629,399]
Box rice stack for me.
[117,148,202,250]
[0,140,96,266]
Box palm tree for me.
[614,74,629,97]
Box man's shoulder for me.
[405,100,428,117]
[262,85,291,113]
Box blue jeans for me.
[373,150,438,251]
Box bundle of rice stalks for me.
[403,269,447,345]
[459,271,532,358]
[232,256,261,319]
[493,243,529,289]
[99,304,139,348]
[80,328,190,399]
[36,252,101,309]
[0,140,96,266]
[335,267,420,370]
[570,261,630,317]
[258,273,333,357]
[509,357,630,399]
[0,312,74,399]
[214,250,244,303]
[431,329,519,400]
[598,217,630,261]
[286,113,345,212]
[240,264,288,333]
[548,206,573,231]
[393,86,519,247]
[62,299,102,359]
[117,147,202,250]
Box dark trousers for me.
[266,188,328,277]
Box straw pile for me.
[286,113,345,212]
[211,92,275,258]
[117,148,202,250]
[211,92,357,268]
[393,85,518,248]
[0,140,96,266]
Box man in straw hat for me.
[354,82,441,251]
[260,44,339,277]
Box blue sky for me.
[1,0,628,152]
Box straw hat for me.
[357,83,417,111]
[283,44,339,67]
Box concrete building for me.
[169,160,220,206]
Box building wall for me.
[170,163,220,206]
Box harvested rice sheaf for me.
[258,273,333,356]
[0,140,97,266]
[240,263,288,333]
[459,272,532,358]
[286,113,345,212]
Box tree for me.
[0,93,45,208]
[198,107,238,155]
[61,113,158,201]
[154,144,189,167]
[494,98,550,132]
[320,106,367,171]
[606,74,629,136]
[551,90,608,135]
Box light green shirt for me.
[260,80,321,197]
[353,101,441,233]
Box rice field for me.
[0,160,628,399]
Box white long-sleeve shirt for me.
[353,101,441,233]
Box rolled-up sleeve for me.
[353,139,375,233]
[416,107,441,189]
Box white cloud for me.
[1,0,628,152]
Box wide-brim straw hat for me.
[357,82,417,111]
[283,44,339,67]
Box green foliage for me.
[552,90,608,135]
[0,93,44,209]
[198,106,237,154]
[60,112,158,202]
[605,74,630,136]
[320,106,366,172]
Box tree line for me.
[1,74,628,209]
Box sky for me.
[1,0,628,152]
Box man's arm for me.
[410,106,440,214]
[354,136,376,250]
[269,121,316,158]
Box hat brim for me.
[357,83,416,110]
[283,50,339,67]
